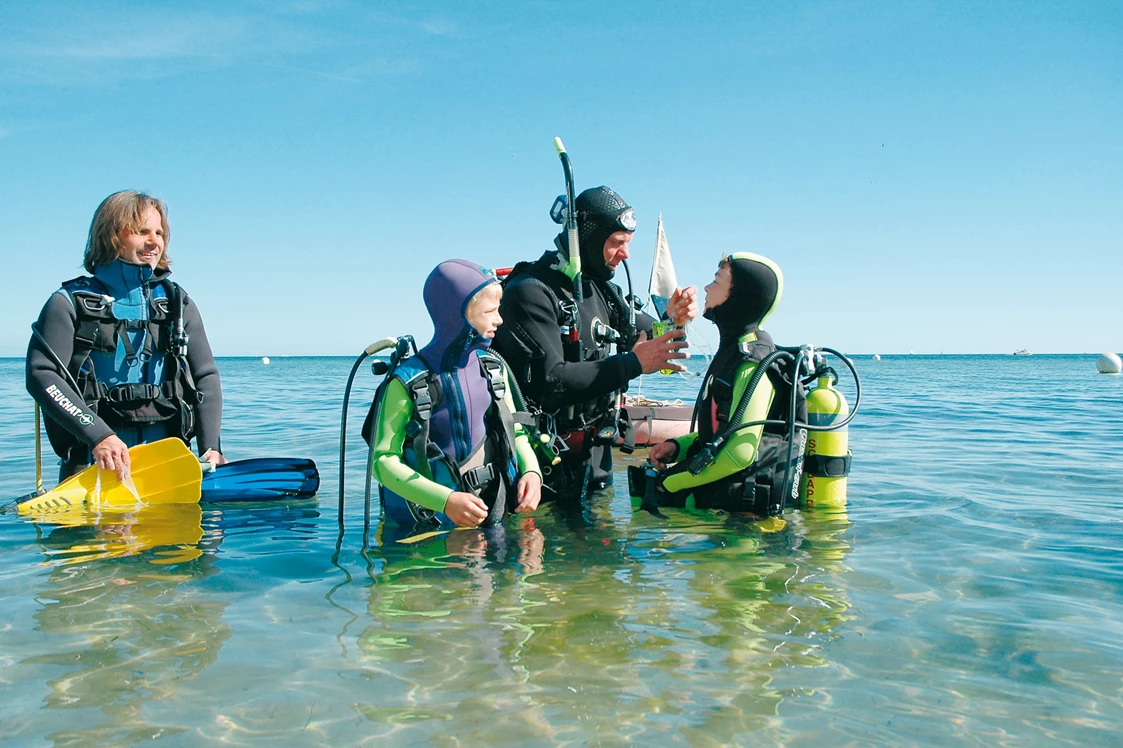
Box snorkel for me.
[553,137,582,293]
[549,137,585,364]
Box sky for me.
[1,0,1120,357]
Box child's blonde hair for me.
[466,281,502,315]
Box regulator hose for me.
[337,337,400,526]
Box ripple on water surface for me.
[1,355,1122,744]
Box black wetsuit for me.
[26,267,223,480]
[493,251,653,500]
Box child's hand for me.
[667,286,699,326]
[445,491,489,527]
[515,473,542,513]
[650,440,680,471]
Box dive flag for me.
[648,213,678,321]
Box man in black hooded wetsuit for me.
[492,186,697,501]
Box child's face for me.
[704,264,733,310]
[467,292,503,338]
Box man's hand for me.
[666,286,699,326]
[92,434,131,482]
[201,449,227,468]
[632,328,689,374]
[445,491,489,527]
[515,472,543,513]
[650,440,680,470]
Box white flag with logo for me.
[648,213,678,321]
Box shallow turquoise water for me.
[2,353,1122,745]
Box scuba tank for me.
[799,370,852,510]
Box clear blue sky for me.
[2,1,1119,356]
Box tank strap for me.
[803,451,851,478]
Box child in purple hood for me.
[369,260,542,528]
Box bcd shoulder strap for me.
[478,353,519,465]
[396,363,438,483]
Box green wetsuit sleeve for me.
[670,432,699,458]
[504,369,542,478]
[370,377,452,513]
[663,361,775,493]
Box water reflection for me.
[346,517,551,737]
[336,487,853,743]
[33,502,206,566]
[23,533,228,744]
[17,499,328,745]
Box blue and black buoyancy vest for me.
[377,352,522,525]
[44,260,200,457]
[376,260,522,526]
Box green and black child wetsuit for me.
[369,260,541,527]
[655,253,798,516]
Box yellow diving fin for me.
[18,438,203,522]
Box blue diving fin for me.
[201,458,319,502]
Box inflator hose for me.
[338,337,399,526]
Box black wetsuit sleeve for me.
[25,292,116,448]
[182,296,223,455]
[496,279,642,412]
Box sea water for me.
[1,354,1122,745]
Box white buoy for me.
[1097,352,1121,374]
[262,357,271,365]
[873,354,881,361]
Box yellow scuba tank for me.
[799,374,851,510]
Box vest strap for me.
[461,463,496,492]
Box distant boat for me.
[1013,349,1033,356]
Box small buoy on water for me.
[1097,352,1121,374]
[873,354,881,361]
[262,357,271,365]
